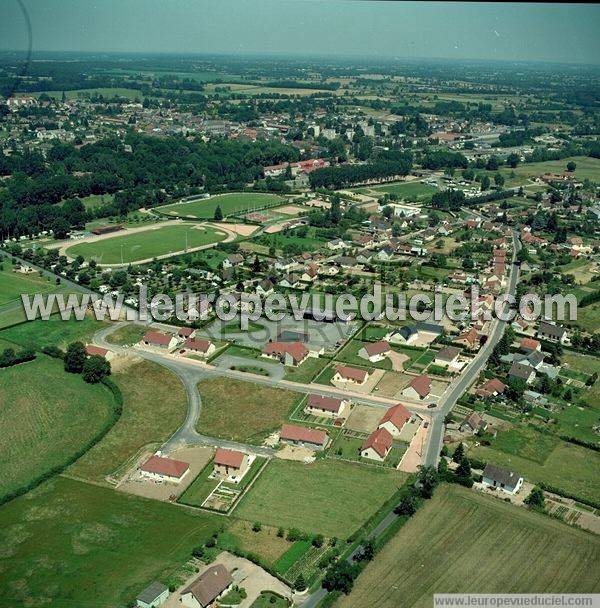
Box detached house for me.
[361,428,393,462]
[509,362,536,385]
[262,341,309,366]
[222,253,244,269]
[377,403,412,437]
[280,423,329,450]
[333,365,370,385]
[537,320,568,345]
[358,340,391,363]
[139,455,190,483]
[482,464,523,495]
[304,394,349,419]
[454,328,481,351]
[180,564,233,608]
[141,331,178,351]
[183,338,215,357]
[213,448,249,481]
[402,375,432,400]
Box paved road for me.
[422,228,521,467]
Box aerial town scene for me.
[0,1,599,607]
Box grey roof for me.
[527,350,545,367]
[509,362,535,380]
[483,463,522,487]
[183,565,232,607]
[538,320,566,339]
[436,346,461,361]
[415,322,443,335]
[137,582,168,604]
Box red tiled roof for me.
[86,344,108,357]
[455,328,480,347]
[214,448,245,469]
[184,338,212,352]
[263,341,309,364]
[408,375,431,398]
[335,365,368,383]
[280,423,328,446]
[178,327,194,337]
[307,394,343,413]
[379,403,411,431]
[480,378,506,394]
[140,455,189,478]
[364,340,391,357]
[520,337,540,351]
[143,331,173,346]
[362,428,393,458]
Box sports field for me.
[159,192,285,219]
[0,477,221,607]
[65,224,227,264]
[0,356,115,501]
[236,459,406,538]
[337,485,600,608]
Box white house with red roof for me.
[178,326,197,340]
[139,455,190,483]
[141,331,178,351]
[377,403,412,437]
[183,338,215,357]
[262,341,309,366]
[333,364,369,385]
[212,448,250,482]
[361,428,393,462]
[304,394,349,419]
[85,344,114,361]
[358,340,391,363]
[279,423,329,450]
[401,375,432,401]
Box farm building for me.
[180,564,233,608]
[139,455,190,483]
[280,423,329,450]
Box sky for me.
[0,0,599,65]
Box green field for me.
[196,377,299,444]
[69,360,187,482]
[0,356,115,500]
[159,192,285,219]
[337,484,600,608]
[65,224,228,264]
[470,427,600,504]
[370,181,438,200]
[236,459,406,538]
[0,477,221,607]
[0,262,55,307]
[19,87,142,100]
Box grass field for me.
[562,352,600,409]
[196,377,299,444]
[469,428,600,505]
[336,484,600,608]
[69,360,187,482]
[0,477,221,607]
[159,192,285,219]
[236,459,406,538]
[0,315,106,350]
[0,356,115,501]
[369,181,438,200]
[65,224,227,264]
[0,262,55,307]
[19,87,143,100]
[105,323,147,346]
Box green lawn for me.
[159,192,285,219]
[105,323,147,346]
[0,315,106,350]
[470,428,600,505]
[251,592,289,608]
[178,460,219,507]
[284,357,329,383]
[196,377,299,444]
[562,352,600,408]
[0,262,55,307]
[0,477,221,607]
[335,339,392,370]
[65,224,227,264]
[0,356,115,501]
[337,484,600,608]
[236,459,406,538]
[370,181,437,201]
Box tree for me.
[82,355,111,384]
[64,341,87,374]
[566,161,576,172]
[252,521,262,532]
[525,486,546,511]
[360,539,376,562]
[416,465,438,499]
[294,574,306,591]
[494,173,505,188]
[456,457,472,479]
[394,493,417,516]
[213,205,223,221]
[322,561,360,594]
[480,175,491,191]
[506,153,520,168]
[312,534,324,548]
[452,442,465,463]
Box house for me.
[537,320,568,344]
[222,253,244,269]
[136,582,169,608]
[333,365,369,385]
[262,341,309,366]
[434,346,461,367]
[327,239,347,251]
[358,340,391,363]
[520,337,540,352]
[141,331,178,350]
[213,448,249,481]
[509,362,536,384]
[256,279,274,296]
[304,394,349,418]
[402,375,432,400]
[388,322,442,346]
[361,428,393,462]
[377,403,412,437]
[280,423,329,450]
[139,455,190,483]
[183,338,216,357]
[85,344,114,361]
[274,257,296,271]
[460,411,488,434]
[475,378,506,398]
[180,564,233,608]
[482,464,523,495]
[178,327,196,340]
[454,328,481,350]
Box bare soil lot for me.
[345,404,383,433]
